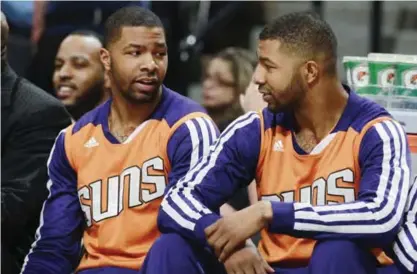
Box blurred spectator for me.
[240,77,267,208]
[202,47,257,211]
[1,11,72,274]
[239,75,267,246]
[53,30,110,120]
[202,47,257,132]
[220,77,266,226]
[26,1,146,96]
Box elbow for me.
[377,229,398,247]
[365,195,405,247]
[22,249,77,274]
[157,200,180,234]
[157,207,169,233]
[370,218,402,247]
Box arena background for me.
[2,0,417,205]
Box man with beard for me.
[21,6,219,274]
[53,30,110,121]
[151,12,411,274]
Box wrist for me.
[195,214,221,247]
[268,202,295,234]
[259,200,273,227]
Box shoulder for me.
[70,100,109,136]
[348,92,393,133]
[220,111,262,138]
[261,108,291,133]
[162,87,209,127]
[6,78,71,131]
[16,78,69,118]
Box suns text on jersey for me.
[262,168,356,205]
[77,157,166,226]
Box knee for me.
[146,233,197,265]
[313,240,362,259]
[143,234,203,274]
[151,233,193,254]
[309,240,377,274]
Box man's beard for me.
[67,80,105,120]
[268,72,307,113]
[122,84,161,105]
[110,62,161,105]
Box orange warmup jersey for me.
[21,87,219,273]
[256,112,393,266]
[161,87,412,267]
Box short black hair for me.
[104,6,164,48]
[259,11,338,75]
[69,29,104,45]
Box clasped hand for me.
[204,201,274,274]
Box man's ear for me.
[303,60,319,85]
[100,48,111,71]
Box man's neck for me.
[293,79,348,142]
[110,89,162,128]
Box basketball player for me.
[21,6,218,274]
[148,12,411,274]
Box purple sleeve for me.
[391,175,417,273]
[158,112,262,246]
[268,119,411,247]
[166,116,220,189]
[21,129,84,274]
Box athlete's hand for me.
[205,201,273,262]
[223,241,274,274]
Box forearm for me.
[265,198,405,247]
[22,248,79,274]
[22,129,83,273]
[391,222,417,274]
[21,190,84,274]
[220,203,237,216]
[391,177,417,273]
[159,112,261,245]
[220,182,258,216]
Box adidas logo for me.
[273,140,284,152]
[84,137,99,148]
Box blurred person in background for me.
[26,1,147,96]
[201,47,258,213]
[202,47,257,132]
[53,30,110,121]
[220,74,267,247]
[1,11,72,274]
